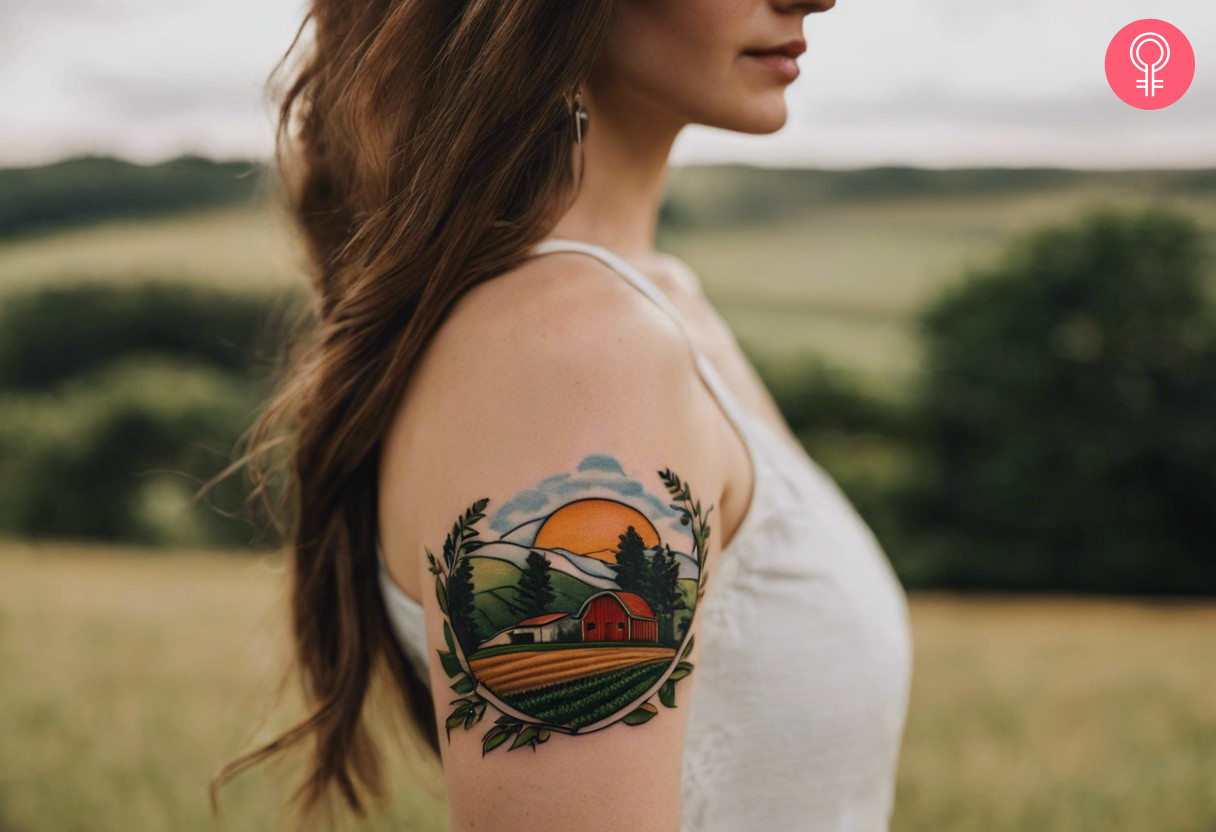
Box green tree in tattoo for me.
[517,550,556,618]
[447,549,478,656]
[646,542,687,645]
[612,525,649,597]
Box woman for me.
[213,0,913,830]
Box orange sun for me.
[532,498,660,563]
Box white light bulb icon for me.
[1130,32,1169,97]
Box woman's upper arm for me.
[392,272,725,832]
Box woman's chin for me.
[719,98,790,135]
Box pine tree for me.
[646,543,688,644]
[612,525,649,596]
[517,550,556,618]
[447,553,478,655]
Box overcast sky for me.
[2,0,1212,169]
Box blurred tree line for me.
[0,282,306,546]
[6,154,1213,241]
[0,155,263,240]
[761,206,1216,594]
[659,164,1216,229]
[0,155,1213,593]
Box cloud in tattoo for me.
[489,454,682,536]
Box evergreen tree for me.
[646,543,688,644]
[517,550,556,618]
[612,525,649,596]
[446,553,478,655]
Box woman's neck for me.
[546,83,686,258]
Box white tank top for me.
[377,237,914,831]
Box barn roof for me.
[614,591,656,619]
[513,612,569,627]
[574,590,658,620]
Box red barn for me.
[576,591,658,642]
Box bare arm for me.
[384,265,726,831]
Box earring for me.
[571,89,589,144]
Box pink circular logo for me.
[1105,19,1194,109]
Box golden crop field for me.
[469,646,676,694]
[1,541,1213,832]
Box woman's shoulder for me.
[383,249,718,480]
[414,248,694,397]
[378,248,726,582]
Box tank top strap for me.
[376,538,432,680]
[528,238,757,439]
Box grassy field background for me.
[2,541,1213,832]
[2,168,1213,828]
[4,181,1213,395]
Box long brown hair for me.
[208,0,614,827]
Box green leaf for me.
[510,726,540,750]
[445,710,467,738]
[482,727,512,754]
[435,578,448,615]
[680,634,695,660]
[443,620,456,655]
[438,649,462,678]
[622,703,658,725]
[537,728,550,742]
[464,708,477,728]
[658,680,676,708]
[668,661,693,681]
[450,675,476,694]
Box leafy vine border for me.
[427,468,710,755]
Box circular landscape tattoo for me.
[426,457,710,754]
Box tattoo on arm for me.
[426,455,712,754]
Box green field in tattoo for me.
[499,662,670,729]
[426,456,711,754]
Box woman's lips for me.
[743,51,801,82]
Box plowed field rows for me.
[470,646,676,694]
